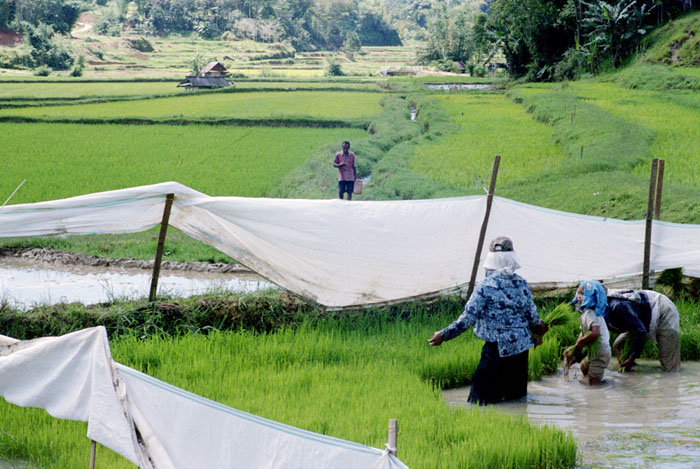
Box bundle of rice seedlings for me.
[562,338,600,380]
[532,303,577,346]
[541,303,577,328]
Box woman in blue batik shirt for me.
[429,236,547,405]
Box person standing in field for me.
[570,280,612,385]
[605,289,681,372]
[428,236,548,405]
[333,141,356,200]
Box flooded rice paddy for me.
[0,257,274,309]
[444,360,700,468]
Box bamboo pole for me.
[643,159,658,289]
[89,440,96,469]
[387,419,397,456]
[654,159,665,220]
[467,155,501,299]
[1,178,26,210]
[149,193,175,303]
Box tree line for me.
[418,0,700,79]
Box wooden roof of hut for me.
[178,76,233,89]
[201,61,228,75]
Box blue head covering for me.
[571,280,608,317]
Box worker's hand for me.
[428,331,444,346]
[533,322,549,337]
[621,357,636,372]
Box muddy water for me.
[444,361,700,468]
[0,257,274,309]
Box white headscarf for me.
[483,251,522,274]
[483,236,522,274]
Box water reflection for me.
[444,361,700,468]
[0,257,275,310]
[424,83,492,91]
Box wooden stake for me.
[387,419,397,456]
[149,193,175,303]
[89,440,96,469]
[643,159,658,289]
[654,159,665,220]
[467,155,501,299]
[1,178,26,210]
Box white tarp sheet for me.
[1,182,699,307]
[0,327,408,469]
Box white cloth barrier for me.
[1,182,699,308]
[0,327,408,469]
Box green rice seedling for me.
[0,123,366,204]
[410,93,564,189]
[0,308,578,468]
[0,91,384,122]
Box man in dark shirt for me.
[605,289,680,372]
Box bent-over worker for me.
[606,289,681,372]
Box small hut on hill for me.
[178,61,234,90]
[201,61,228,76]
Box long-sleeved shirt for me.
[440,271,540,357]
[605,292,652,360]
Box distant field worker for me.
[570,280,612,385]
[333,140,356,200]
[606,289,681,372]
[428,236,547,405]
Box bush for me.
[33,64,51,76]
[125,37,154,53]
[25,22,74,70]
[325,57,344,76]
[70,55,85,77]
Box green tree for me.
[343,30,362,51]
[24,22,74,70]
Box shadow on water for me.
[444,361,700,468]
[0,257,275,310]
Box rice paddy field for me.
[0,123,366,203]
[0,90,384,122]
[0,300,582,468]
[410,93,564,189]
[3,42,700,467]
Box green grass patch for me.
[0,91,384,122]
[567,80,700,188]
[643,11,700,68]
[410,93,564,189]
[1,123,365,203]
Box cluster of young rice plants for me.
[0,81,181,100]
[410,93,564,190]
[1,123,366,204]
[569,81,700,188]
[0,305,578,468]
[0,91,385,121]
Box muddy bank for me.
[0,247,252,274]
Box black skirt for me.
[468,341,529,405]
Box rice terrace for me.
[1,1,700,468]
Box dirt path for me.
[0,247,252,274]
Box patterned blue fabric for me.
[440,271,540,357]
[571,280,607,317]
